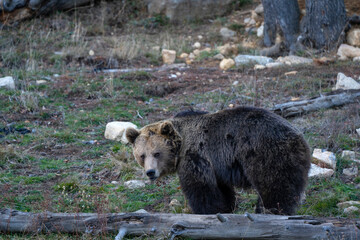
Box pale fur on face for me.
[132,129,177,180]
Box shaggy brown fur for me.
[126,107,311,215]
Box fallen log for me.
[271,89,360,118]
[1,209,359,239]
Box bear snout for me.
[146,169,157,180]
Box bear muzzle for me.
[145,169,159,181]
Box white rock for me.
[343,166,358,176]
[257,25,264,38]
[337,201,360,208]
[193,49,201,56]
[354,56,360,61]
[217,43,238,56]
[357,128,360,136]
[232,81,239,86]
[220,27,236,39]
[247,18,256,26]
[312,149,337,170]
[344,206,359,214]
[188,53,195,59]
[337,44,360,60]
[169,199,181,207]
[254,4,264,14]
[235,55,274,66]
[254,64,266,70]
[179,53,189,59]
[219,58,235,70]
[347,28,360,47]
[341,150,356,160]
[162,49,177,64]
[244,18,251,24]
[276,56,313,65]
[193,42,201,49]
[111,181,119,184]
[335,73,360,90]
[213,53,224,60]
[266,62,284,68]
[124,180,145,189]
[308,163,334,178]
[197,35,203,40]
[104,121,138,143]
[89,50,95,56]
[134,209,148,213]
[0,76,15,90]
[36,80,47,85]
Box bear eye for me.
[140,154,145,161]
[153,152,160,158]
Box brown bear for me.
[126,107,311,215]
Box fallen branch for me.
[271,89,360,118]
[1,209,359,239]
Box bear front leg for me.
[178,151,235,214]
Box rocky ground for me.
[0,1,360,239]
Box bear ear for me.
[126,128,140,144]
[160,121,175,136]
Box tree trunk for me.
[271,89,360,118]
[261,0,301,52]
[0,0,93,25]
[1,209,359,239]
[300,0,347,49]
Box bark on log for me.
[0,0,93,25]
[271,89,360,118]
[1,209,359,239]
[300,0,347,49]
[261,0,301,53]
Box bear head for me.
[126,121,182,181]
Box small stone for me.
[111,181,119,184]
[89,50,95,56]
[335,73,360,90]
[343,166,358,176]
[198,35,203,40]
[284,71,298,76]
[169,199,181,207]
[217,43,238,56]
[337,44,360,60]
[244,18,251,24]
[232,81,239,86]
[235,55,274,66]
[104,121,138,143]
[276,56,313,65]
[254,64,266,70]
[188,53,195,59]
[179,53,189,59]
[257,25,264,38]
[176,72,181,76]
[0,76,15,90]
[193,49,201,56]
[312,149,337,170]
[354,56,360,61]
[247,18,256,26]
[36,80,47,85]
[213,53,224,60]
[193,42,201,49]
[337,201,360,208]
[220,27,236,39]
[308,163,334,178]
[124,180,145,189]
[228,104,234,108]
[219,58,235,70]
[347,28,360,47]
[356,128,360,136]
[341,150,356,160]
[344,206,359,214]
[134,209,148,213]
[266,62,284,68]
[162,49,177,64]
[254,4,264,14]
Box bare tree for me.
[262,0,347,53]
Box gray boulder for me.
[235,55,273,66]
